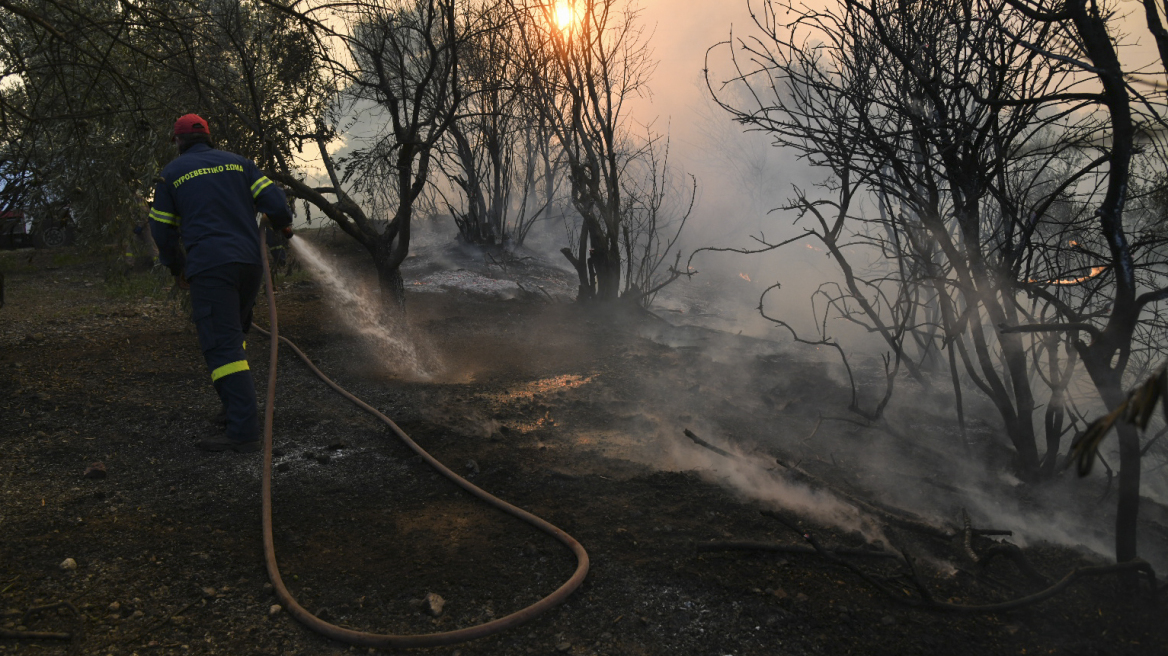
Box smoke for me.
[287,236,439,379]
[665,433,889,543]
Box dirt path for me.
[1,244,1164,656]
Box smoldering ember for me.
[1,1,1167,655]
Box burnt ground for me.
[1,233,1166,656]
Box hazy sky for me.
[624,0,1165,237]
[618,0,1167,336]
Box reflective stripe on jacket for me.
[149,143,292,277]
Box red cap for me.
[172,113,210,139]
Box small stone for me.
[131,610,144,619]
[465,459,480,474]
[881,615,896,626]
[202,587,216,598]
[314,607,332,622]
[84,462,107,479]
[107,601,121,612]
[269,604,282,616]
[794,593,809,603]
[59,558,77,571]
[315,454,330,465]
[556,642,571,652]
[424,592,445,617]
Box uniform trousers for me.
[188,262,262,442]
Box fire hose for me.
[251,235,590,648]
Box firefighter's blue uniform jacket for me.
[149,143,292,443]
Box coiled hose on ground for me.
[251,239,590,648]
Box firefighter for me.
[149,113,293,453]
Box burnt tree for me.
[510,0,655,301]
[709,0,1168,570]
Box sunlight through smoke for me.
[288,237,435,379]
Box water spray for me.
[285,233,432,377]
[254,226,589,648]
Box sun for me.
[554,2,574,31]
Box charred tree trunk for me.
[1068,0,1142,571]
[374,201,412,310]
[376,258,406,309]
[561,221,591,301]
[1081,353,1143,567]
[591,219,621,301]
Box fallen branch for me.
[697,540,903,560]
[679,428,958,541]
[100,594,205,653]
[764,510,1159,612]
[0,628,72,640]
[20,601,76,626]
[0,601,79,644]
[804,414,822,442]
[775,461,957,541]
[2,600,81,646]
[683,429,734,458]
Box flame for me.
[805,244,822,252]
[739,273,752,282]
[1029,266,1107,286]
[484,374,593,403]
[1069,240,1079,246]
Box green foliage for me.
[1073,366,1168,476]
[0,0,328,260]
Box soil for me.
[1,233,1166,656]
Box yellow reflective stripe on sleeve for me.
[150,209,179,226]
[211,360,250,382]
[251,177,273,199]
[242,341,246,350]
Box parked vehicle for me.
[1,210,31,248]
[32,209,76,248]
